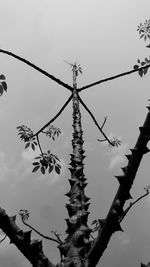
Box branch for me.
[0,234,7,243]
[78,64,150,92]
[0,207,56,267]
[119,189,149,223]
[21,218,62,244]
[77,94,114,146]
[86,107,150,266]
[34,94,73,136]
[0,49,73,92]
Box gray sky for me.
[0,1,150,266]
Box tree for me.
[0,20,150,267]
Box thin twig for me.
[0,49,73,92]
[101,116,108,130]
[36,135,44,158]
[33,94,73,136]
[0,234,7,243]
[77,94,114,146]
[21,219,62,244]
[119,190,149,223]
[78,64,150,92]
[51,231,63,244]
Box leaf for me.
[31,143,35,151]
[2,81,7,91]
[138,69,143,77]
[32,162,40,166]
[0,74,5,80]
[133,65,139,70]
[55,165,60,175]
[41,166,45,175]
[32,165,40,173]
[48,165,53,173]
[137,59,140,63]
[0,85,3,96]
[146,43,150,48]
[25,142,30,149]
[140,34,144,39]
[143,67,149,75]
[141,62,146,66]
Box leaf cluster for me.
[32,150,61,175]
[19,209,30,221]
[109,137,122,148]
[44,125,61,140]
[133,58,150,77]
[137,20,150,42]
[17,125,37,150]
[0,74,7,96]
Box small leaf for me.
[32,165,40,173]
[143,67,148,75]
[31,143,35,151]
[133,65,139,70]
[41,166,45,175]
[141,62,146,66]
[137,59,140,63]
[0,84,3,96]
[32,162,40,166]
[25,142,30,149]
[2,81,7,91]
[0,74,5,80]
[48,165,53,173]
[55,165,60,175]
[138,69,143,77]
[146,43,150,48]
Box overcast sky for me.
[0,1,150,267]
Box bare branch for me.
[34,94,73,136]
[119,189,149,223]
[36,135,44,158]
[0,234,7,243]
[78,64,150,92]
[21,217,62,244]
[0,207,55,267]
[77,94,114,146]
[0,49,73,92]
[86,108,150,266]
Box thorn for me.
[125,154,131,161]
[114,222,124,232]
[68,179,76,187]
[114,175,124,184]
[125,192,133,200]
[121,167,127,174]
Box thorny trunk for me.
[57,65,92,267]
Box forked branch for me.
[78,94,114,146]
[78,64,150,92]
[0,49,73,91]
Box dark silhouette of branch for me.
[78,64,150,92]
[0,234,7,243]
[0,208,55,267]
[34,94,73,136]
[77,94,114,146]
[21,218,62,244]
[86,107,150,266]
[0,49,73,92]
[36,135,44,157]
[119,190,149,223]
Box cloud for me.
[117,232,130,245]
[105,133,129,169]
[22,147,40,162]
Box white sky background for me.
[0,0,150,266]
